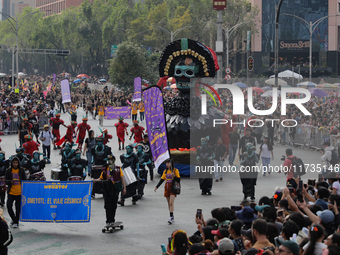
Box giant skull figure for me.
[159,38,225,154]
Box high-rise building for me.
[36,0,85,17]
[249,0,340,76]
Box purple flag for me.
[143,86,170,169]
[133,77,142,102]
[53,73,56,86]
[104,106,131,120]
[60,79,71,104]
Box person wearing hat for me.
[276,239,299,255]
[75,117,91,150]
[211,227,230,243]
[114,116,129,150]
[213,237,235,255]
[236,206,257,230]
[18,117,33,146]
[155,158,180,224]
[5,157,27,228]
[94,155,126,228]
[99,128,113,146]
[22,134,40,157]
[50,112,66,149]
[39,124,54,163]
[56,121,77,149]
[129,120,144,143]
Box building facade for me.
[250,0,340,76]
[36,0,85,16]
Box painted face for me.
[108,159,115,165]
[75,153,81,160]
[33,153,40,160]
[97,141,103,147]
[137,145,143,153]
[201,139,208,147]
[126,146,133,155]
[0,154,4,161]
[65,144,71,151]
[174,58,198,91]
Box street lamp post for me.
[274,0,284,88]
[154,26,192,42]
[0,10,40,87]
[283,13,332,82]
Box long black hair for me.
[303,224,324,255]
[165,158,174,171]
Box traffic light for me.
[248,56,254,71]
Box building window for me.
[338,2,340,12]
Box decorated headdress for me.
[119,116,124,121]
[159,38,219,78]
[71,121,77,126]
[133,120,139,125]
[24,134,32,140]
[82,115,88,121]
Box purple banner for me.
[133,77,142,102]
[104,106,131,120]
[53,73,56,85]
[143,86,170,169]
[61,79,71,104]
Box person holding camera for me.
[154,159,180,224]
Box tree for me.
[108,41,149,89]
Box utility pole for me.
[274,0,284,88]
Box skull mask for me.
[174,58,198,92]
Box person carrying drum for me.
[68,150,88,180]
[0,151,9,208]
[94,155,126,228]
[91,137,112,167]
[27,151,46,181]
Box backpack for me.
[330,149,339,167]
[288,156,306,177]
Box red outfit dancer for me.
[56,121,77,147]
[114,117,129,150]
[50,113,66,149]
[99,129,113,145]
[22,134,40,156]
[76,118,91,150]
[130,120,144,143]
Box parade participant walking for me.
[238,128,256,157]
[91,137,112,166]
[50,113,66,149]
[0,213,13,254]
[99,129,113,146]
[18,118,32,146]
[22,134,39,157]
[56,121,77,148]
[154,159,180,224]
[95,155,126,228]
[119,144,139,206]
[142,134,154,181]
[28,112,40,144]
[5,157,27,228]
[214,137,227,182]
[131,102,138,121]
[68,150,87,179]
[135,143,151,198]
[229,127,240,166]
[76,117,91,150]
[27,151,46,181]
[138,101,145,122]
[60,142,75,181]
[83,130,96,176]
[39,125,54,163]
[130,120,144,143]
[114,116,129,150]
[197,137,214,195]
[240,143,259,201]
[259,136,274,176]
[97,102,105,126]
[0,152,9,208]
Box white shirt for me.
[260,144,271,158]
[333,181,340,195]
[39,130,54,146]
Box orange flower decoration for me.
[274,194,278,199]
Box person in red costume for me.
[114,116,129,150]
[99,129,113,146]
[50,113,66,149]
[22,134,39,157]
[129,120,144,143]
[56,121,77,148]
[76,117,91,150]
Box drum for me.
[67,176,82,181]
[25,169,30,179]
[122,167,137,186]
[51,168,62,180]
[0,176,6,192]
[29,171,46,181]
[91,165,105,179]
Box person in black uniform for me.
[60,142,75,181]
[0,152,9,207]
[95,155,126,227]
[142,134,154,181]
[68,150,88,179]
[27,150,46,181]
[196,137,215,195]
[238,128,256,156]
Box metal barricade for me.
[292,125,334,150]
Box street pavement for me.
[2,108,326,255]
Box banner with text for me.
[143,86,170,169]
[21,181,92,223]
[133,77,142,102]
[61,79,71,104]
[104,106,131,119]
